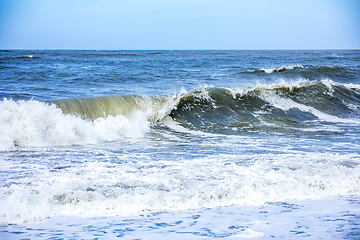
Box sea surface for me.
[1,50,360,239]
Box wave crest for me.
[259,65,304,73]
[170,80,360,133]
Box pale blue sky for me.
[0,0,359,49]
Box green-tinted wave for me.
[48,80,360,135]
[48,95,177,123]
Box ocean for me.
[1,50,360,239]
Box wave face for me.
[0,96,178,150]
[170,80,360,134]
[48,95,176,122]
[1,80,359,150]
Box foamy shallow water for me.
[1,197,360,239]
[1,135,360,239]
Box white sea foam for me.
[344,83,360,90]
[259,91,360,124]
[3,196,359,239]
[0,99,151,150]
[20,55,34,58]
[321,79,360,91]
[1,151,359,224]
[225,79,313,99]
[259,64,304,73]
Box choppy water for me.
[1,50,360,239]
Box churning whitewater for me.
[1,50,360,239]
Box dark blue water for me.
[2,50,359,100]
[1,50,360,239]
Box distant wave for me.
[242,64,358,82]
[245,64,347,74]
[19,55,35,59]
[258,65,304,73]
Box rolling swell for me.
[170,81,360,134]
[243,65,359,82]
[49,80,360,131]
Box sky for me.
[0,0,359,50]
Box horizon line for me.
[1,48,359,51]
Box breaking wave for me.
[1,80,359,149]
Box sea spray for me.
[0,99,151,149]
